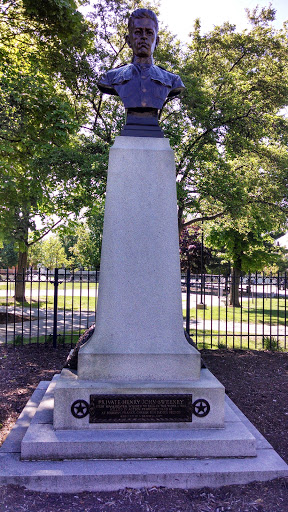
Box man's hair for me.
[128,9,158,33]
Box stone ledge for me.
[21,420,256,461]
[0,449,287,493]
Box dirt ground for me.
[0,345,287,512]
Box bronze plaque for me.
[89,394,193,423]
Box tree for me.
[40,236,70,269]
[28,240,44,269]
[0,0,100,299]
[0,0,163,300]
[69,224,99,269]
[163,7,288,228]
[2,0,288,307]
[28,235,70,269]
[171,7,288,304]
[0,68,84,298]
[58,199,105,269]
[70,4,288,308]
[206,216,283,306]
[86,2,288,248]
[179,226,211,273]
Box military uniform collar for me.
[132,56,154,67]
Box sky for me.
[157,0,287,39]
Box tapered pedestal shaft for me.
[78,137,200,381]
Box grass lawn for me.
[1,283,287,351]
[2,290,286,323]
[0,281,98,311]
[9,327,286,351]
[183,298,288,326]
[12,330,85,346]
[0,281,98,292]
[189,329,286,351]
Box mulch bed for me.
[0,345,287,512]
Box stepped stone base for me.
[21,375,255,460]
[0,377,287,492]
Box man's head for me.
[128,9,159,34]
[126,9,159,59]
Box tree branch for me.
[181,198,287,230]
[93,94,103,130]
[217,51,246,95]
[109,42,127,68]
[183,210,227,227]
[178,108,253,183]
[28,218,64,246]
[0,134,22,142]
[229,51,246,73]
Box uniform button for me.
[141,101,147,107]
[142,76,147,79]
[142,88,147,92]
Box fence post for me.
[53,268,59,349]
[186,266,190,334]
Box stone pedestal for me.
[78,137,200,382]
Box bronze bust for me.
[97,9,185,137]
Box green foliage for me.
[205,217,282,274]
[64,200,105,269]
[176,8,288,212]
[22,0,84,33]
[14,334,23,346]
[172,7,288,284]
[28,236,70,269]
[40,235,70,269]
[0,0,102,279]
[0,242,18,269]
[28,241,44,269]
[69,225,99,269]
[262,335,283,352]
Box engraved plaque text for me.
[89,394,193,423]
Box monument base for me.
[77,137,201,383]
[1,377,287,492]
[22,375,256,461]
[21,386,256,462]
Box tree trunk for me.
[178,204,185,236]
[229,267,241,307]
[15,250,28,302]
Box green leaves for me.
[0,0,96,263]
[1,0,288,278]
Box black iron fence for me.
[0,268,99,347]
[0,268,287,351]
[183,271,288,351]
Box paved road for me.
[0,289,97,298]
[0,307,96,343]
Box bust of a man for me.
[97,8,185,137]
